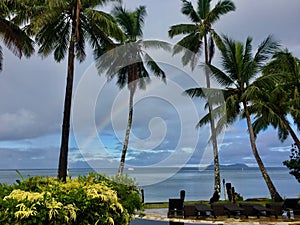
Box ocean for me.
[0,167,298,202]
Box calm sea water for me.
[0,167,298,202]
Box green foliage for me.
[234,192,243,201]
[283,144,300,183]
[0,173,142,225]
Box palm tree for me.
[96,5,168,177]
[22,0,124,181]
[168,0,235,198]
[0,0,34,72]
[187,35,283,201]
[252,50,300,149]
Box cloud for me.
[0,0,299,169]
[0,146,59,169]
[0,109,36,140]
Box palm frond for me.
[142,40,171,51]
[36,14,70,61]
[0,18,34,58]
[181,0,200,23]
[208,33,215,63]
[143,53,166,81]
[185,87,205,98]
[112,6,134,39]
[87,8,124,42]
[254,35,280,68]
[197,111,211,128]
[173,32,202,67]
[168,23,197,38]
[135,5,147,37]
[197,0,210,20]
[207,0,235,24]
[207,63,233,87]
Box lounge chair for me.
[239,203,278,218]
[183,204,196,218]
[211,204,228,218]
[223,203,245,218]
[266,203,283,217]
[167,198,184,218]
[282,198,300,216]
[266,198,300,218]
[283,198,299,210]
[195,204,213,218]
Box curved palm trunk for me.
[243,101,283,202]
[58,14,76,182]
[204,34,221,197]
[282,116,300,150]
[117,85,135,177]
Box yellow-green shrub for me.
[0,173,142,225]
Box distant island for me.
[205,163,249,170]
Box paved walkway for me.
[134,208,300,225]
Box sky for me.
[0,0,300,172]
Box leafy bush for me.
[283,143,300,183]
[0,173,143,225]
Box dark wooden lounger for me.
[223,204,245,218]
[167,198,184,218]
[195,204,213,218]
[240,203,278,218]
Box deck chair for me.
[183,204,196,218]
[239,203,278,218]
[267,198,300,218]
[266,203,283,217]
[282,198,299,210]
[282,198,300,216]
[223,203,245,218]
[167,198,184,218]
[211,203,228,218]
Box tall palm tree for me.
[168,0,235,198]
[0,0,34,72]
[96,5,168,177]
[21,0,124,181]
[187,35,283,201]
[252,50,300,149]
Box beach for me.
[132,208,300,224]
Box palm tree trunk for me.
[282,116,300,150]
[58,13,76,182]
[204,34,221,197]
[243,101,283,202]
[117,83,135,177]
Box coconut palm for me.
[252,50,300,149]
[187,35,283,201]
[96,5,168,177]
[21,0,124,181]
[168,0,235,198]
[0,0,34,72]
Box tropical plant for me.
[18,0,124,181]
[252,50,300,149]
[186,35,283,201]
[168,0,235,198]
[283,143,300,183]
[0,0,34,72]
[96,5,168,176]
[0,173,142,224]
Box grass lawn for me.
[144,199,279,209]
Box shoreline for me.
[137,208,300,224]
